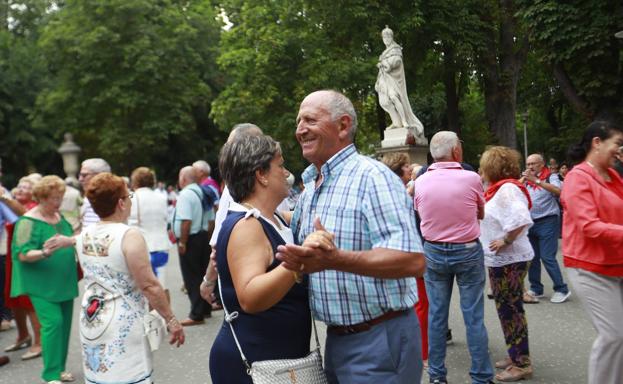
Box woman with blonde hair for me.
[11,175,78,383]
[479,146,534,382]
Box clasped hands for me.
[43,234,75,255]
[276,217,337,274]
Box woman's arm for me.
[228,218,297,314]
[122,228,184,346]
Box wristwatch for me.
[535,179,541,185]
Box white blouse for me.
[128,188,170,252]
[480,183,534,267]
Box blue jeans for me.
[528,215,568,295]
[424,241,494,384]
[324,310,422,384]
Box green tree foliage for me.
[0,1,54,185]
[35,0,223,177]
[518,0,623,121]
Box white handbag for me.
[143,309,167,351]
[218,276,329,384]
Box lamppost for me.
[522,112,528,160]
[58,133,81,184]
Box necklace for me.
[587,161,611,181]
[241,202,282,230]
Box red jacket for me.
[561,162,623,276]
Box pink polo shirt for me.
[414,162,484,243]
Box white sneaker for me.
[550,291,571,303]
[527,290,544,298]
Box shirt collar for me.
[428,161,463,171]
[301,144,357,184]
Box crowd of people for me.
[0,90,621,384]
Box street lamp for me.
[58,133,81,184]
[522,112,528,160]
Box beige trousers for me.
[567,267,623,384]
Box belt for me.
[426,239,478,247]
[327,309,408,336]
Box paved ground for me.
[1,244,595,383]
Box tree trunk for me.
[552,63,593,120]
[443,44,461,136]
[476,0,528,149]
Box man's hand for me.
[178,243,186,256]
[200,278,215,302]
[276,218,339,273]
[521,170,537,183]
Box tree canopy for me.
[1,0,621,185]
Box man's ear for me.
[337,115,352,140]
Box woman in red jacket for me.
[561,120,623,384]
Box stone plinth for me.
[381,126,427,148]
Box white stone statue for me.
[375,26,425,143]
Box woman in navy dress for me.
[209,135,311,384]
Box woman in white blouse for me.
[129,167,171,301]
[479,146,534,382]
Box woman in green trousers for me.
[11,175,78,384]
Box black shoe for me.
[446,329,453,345]
[430,379,448,384]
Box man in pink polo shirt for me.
[414,131,494,384]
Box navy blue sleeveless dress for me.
[209,211,311,384]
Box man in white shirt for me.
[79,158,110,230]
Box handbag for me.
[87,230,167,351]
[143,309,167,352]
[218,276,328,384]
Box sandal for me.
[495,365,533,382]
[522,291,540,304]
[4,335,32,352]
[60,372,75,382]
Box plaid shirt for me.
[291,144,423,326]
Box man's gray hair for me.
[324,90,358,141]
[430,131,460,161]
[219,135,281,202]
[192,160,211,175]
[82,158,111,174]
[227,123,263,143]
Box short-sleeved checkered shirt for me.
[291,144,423,326]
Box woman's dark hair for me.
[219,135,281,202]
[567,121,623,165]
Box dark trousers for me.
[179,231,211,320]
[0,254,12,321]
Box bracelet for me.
[41,249,51,259]
[292,272,303,284]
[503,237,513,245]
[167,316,179,328]
[202,275,216,287]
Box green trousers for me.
[30,296,74,382]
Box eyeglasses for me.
[79,172,95,178]
[121,192,134,200]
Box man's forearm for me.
[179,221,191,245]
[336,248,425,279]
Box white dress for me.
[480,183,534,267]
[77,223,153,384]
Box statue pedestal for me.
[376,144,429,166]
[378,126,429,165]
[381,126,428,148]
